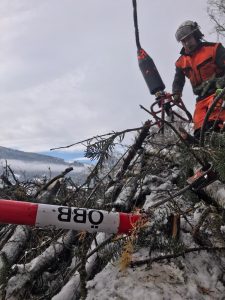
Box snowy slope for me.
[2,128,225,300]
[84,137,225,300]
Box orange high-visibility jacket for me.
[172,42,225,96]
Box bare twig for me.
[140,105,205,167]
[131,246,225,267]
[34,167,73,198]
[50,126,146,151]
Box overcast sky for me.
[0,0,222,156]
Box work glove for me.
[173,92,182,102]
[215,89,225,110]
[216,75,225,89]
[215,88,225,100]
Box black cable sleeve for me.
[132,0,141,50]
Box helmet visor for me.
[176,26,197,42]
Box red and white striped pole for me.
[0,199,143,234]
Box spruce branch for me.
[50,126,146,151]
[140,104,205,167]
[131,246,225,267]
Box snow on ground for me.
[86,247,225,300]
[85,152,225,300]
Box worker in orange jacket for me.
[172,20,225,138]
